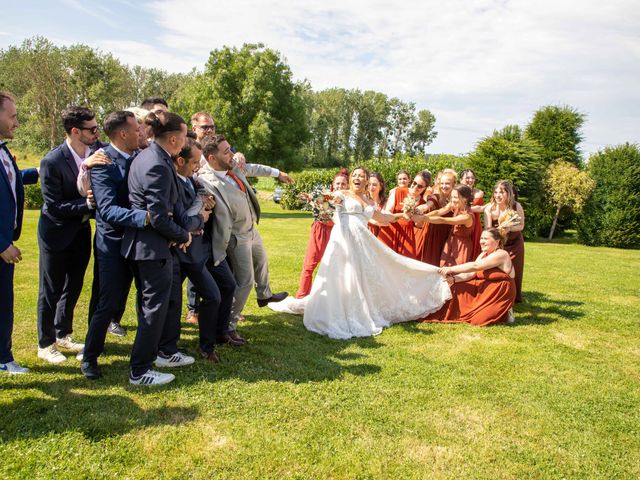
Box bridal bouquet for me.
[308,184,336,222]
[401,195,418,215]
[498,209,522,231]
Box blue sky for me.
[3,0,639,156]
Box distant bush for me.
[24,183,43,209]
[577,143,640,248]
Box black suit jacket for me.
[174,176,206,265]
[0,142,39,252]
[121,142,194,261]
[38,141,93,251]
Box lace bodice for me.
[334,192,375,221]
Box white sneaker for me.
[76,350,84,361]
[38,344,67,364]
[129,369,175,386]
[154,351,195,368]
[0,360,30,375]
[507,308,516,324]
[56,335,84,352]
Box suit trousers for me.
[227,228,272,330]
[0,261,15,363]
[158,251,182,356]
[83,251,133,365]
[87,243,129,326]
[36,224,91,348]
[129,257,173,377]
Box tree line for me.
[2,37,638,247]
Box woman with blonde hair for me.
[484,180,525,302]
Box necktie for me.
[226,170,246,193]
[0,143,14,185]
[183,178,195,196]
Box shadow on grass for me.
[0,370,198,442]
[513,290,585,325]
[205,312,383,384]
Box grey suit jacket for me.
[196,163,276,266]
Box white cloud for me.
[138,0,639,153]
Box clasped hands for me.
[1,244,22,264]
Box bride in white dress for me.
[270,167,452,339]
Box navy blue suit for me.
[36,142,94,348]
[0,142,38,363]
[172,177,236,354]
[83,145,147,366]
[122,142,195,376]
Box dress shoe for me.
[228,330,247,344]
[199,348,221,363]
[257,291,288,307]
[216,334,245,347]
[80,361,103,380]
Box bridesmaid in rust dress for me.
[367,172,391,239]
[295,169,349,298]
[384,172,429,259]
[461,169,485,259]
[420,228,516,326]
[416,170,456,265]
[419,184,475,266]
[484,180,525,303]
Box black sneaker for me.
[108,322,126,337]
[80,361,103,380]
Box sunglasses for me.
[411,181,426,189]
[78,126,100,134]
[196,124,216,131]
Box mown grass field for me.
[1,198,639,479]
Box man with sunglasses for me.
[36,106,102,364]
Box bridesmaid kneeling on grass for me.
[420,228,516,326]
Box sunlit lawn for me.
[1,200,639,479]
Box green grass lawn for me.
[1,200,639,479]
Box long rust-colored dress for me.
[492,218,524,303]
[440,212,475,266]
[388,187,425,259]
[296,220,334,298]
[420,267,515,326]
[420,195,452,266]
[471,196,484,259]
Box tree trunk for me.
[548,205,562,240]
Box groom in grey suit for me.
[196,135,289,341]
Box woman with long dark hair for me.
[270,166,450,339]
[421,228,516,326]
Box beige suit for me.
[197,162,277,327]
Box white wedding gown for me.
[269,193,452,339]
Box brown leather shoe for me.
[228,330,247,344]
[186,311,199,325]
[199,348,221,363]
[216,334,245,347]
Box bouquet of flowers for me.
[401,195,418,215]
[307,184,336,222]
[498,209,522,232]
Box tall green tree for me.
[408,109,438,156]
[467,125,546,237]
[173,43,309,171]
[577,143,640,248]
[525,105,586,167]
